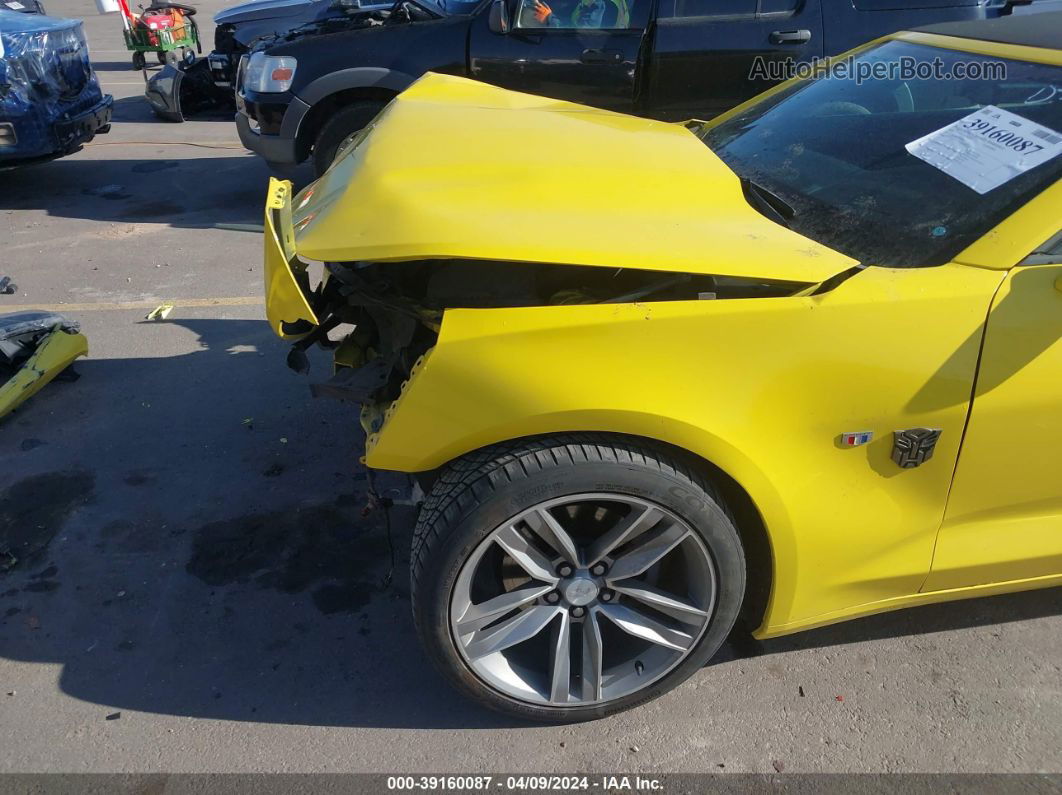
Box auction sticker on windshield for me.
[906,105,1062,194]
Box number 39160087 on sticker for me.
[905,104,1062,194]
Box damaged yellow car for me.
[263,13,1062,721]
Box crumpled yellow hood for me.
[291,73,856,283]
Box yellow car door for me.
[926,233,1062,591]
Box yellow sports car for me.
[262,13,1062,721]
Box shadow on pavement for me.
[0,152,312,228]
[109,94,163,124]
[109,94,238,124]
[0,318,1060,730]
[0,317,517,730]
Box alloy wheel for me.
[449,494,717,707]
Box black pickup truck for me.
[236,0,1061,175]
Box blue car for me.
[0,9,113,168]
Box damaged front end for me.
[0,311,87,420]
[261,74,860,469]
[263,177,818,452]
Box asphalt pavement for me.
[0,0,1060,775]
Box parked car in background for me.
[236,0,1062,175]
[209,0,391,88]
[261,13,1062,721]
[2,0,45,14]
[144,0,391,120]
[0,9,112,169]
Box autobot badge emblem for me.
[840,431,874,447]
[892,428,942,468]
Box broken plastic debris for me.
[145,304,174,321]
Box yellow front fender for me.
[365,263,1004,635]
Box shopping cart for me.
[117,0,201,71]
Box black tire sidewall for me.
[312,101,387,178]
[414,454,746,723]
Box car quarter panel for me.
[364,263,1006,633]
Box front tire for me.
[410,434,746,722]
[311,100,387,178]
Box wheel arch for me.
[402,425,786,637]
[293,67,414,161]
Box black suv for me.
[236,0,1059,175]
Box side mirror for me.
[488,0,509,34]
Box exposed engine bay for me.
[288,259,811,438]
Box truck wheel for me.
[410,434,746,722]
[311,100,387,178]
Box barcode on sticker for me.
[1032,129,1062,145]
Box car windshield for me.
[697,40,1062,267]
